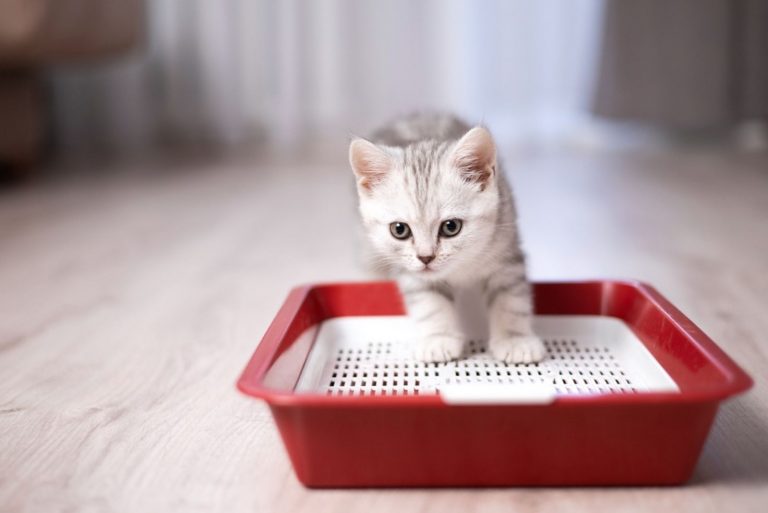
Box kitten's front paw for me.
[414,333,464,363]
[489,335,546,364]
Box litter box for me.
[237,280,752,487]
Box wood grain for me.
[0,149,766,512]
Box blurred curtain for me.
[48,0,604,157]
[593,0,768,129]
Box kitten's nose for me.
[418,255,435,265]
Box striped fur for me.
[349,112,545,363]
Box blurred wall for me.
[594,0,768,129]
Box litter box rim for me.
[237,280,752,408]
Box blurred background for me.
[1,0,766,171]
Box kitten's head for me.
[349,126,500,280]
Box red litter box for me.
[237,280,752,487]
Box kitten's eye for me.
[389,222,411,240]
[440,219,462,237]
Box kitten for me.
[348,113,545,364]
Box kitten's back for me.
[370,112,471,147]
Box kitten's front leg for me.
[485,271,546,364]
[399,280,464,363]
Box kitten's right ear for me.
[349,138,392,193]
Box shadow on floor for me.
[689,394,768,486]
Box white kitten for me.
[349,113,545,364]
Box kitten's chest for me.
[454,285,490,340]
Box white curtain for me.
[49,0,604,156]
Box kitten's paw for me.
[414,334,464,363]
[489,335,546,364]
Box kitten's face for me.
[350,127,499,281]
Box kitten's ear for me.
[349,138,392,193]
[450,126,497,190]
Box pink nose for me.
[418,255,435,265]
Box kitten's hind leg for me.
[485,273,546,364]
[399,280,464,363]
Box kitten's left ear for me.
[449,126,497,190]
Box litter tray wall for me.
[270,399,719,487]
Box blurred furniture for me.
[0,0,143,178]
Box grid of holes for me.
[325,338,637,396]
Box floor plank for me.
[0,148,766,512]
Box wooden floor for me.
[1,148,766,512]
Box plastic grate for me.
[295,316,679,398]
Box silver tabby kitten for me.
[348,113,545,364]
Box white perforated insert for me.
[294,316,678,402]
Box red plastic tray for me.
[237,280,752,487]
